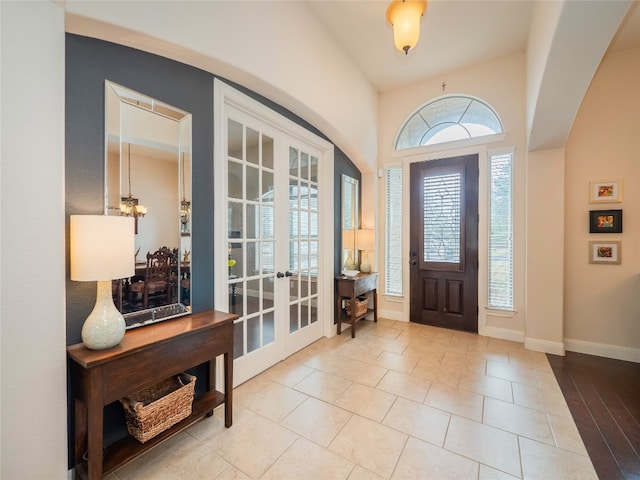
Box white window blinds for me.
[488,152,514,310]
[385,168,403,295]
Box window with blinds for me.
[385,168,403,295]
[422,173,461,263]
[488,152,514,310]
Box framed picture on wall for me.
[588,240,621,265]
[589,179,623,203]
[589,209,622,233]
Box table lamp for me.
[357,229,375,273]
[70,215,135,350]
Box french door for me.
[216,95,327,386]
[409,155,479,332]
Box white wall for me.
[377,53,528,338]
[564,45,640,362]
[0,2,68,478]
[525,148,565,355]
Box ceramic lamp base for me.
[344,249,357,271]
[81,280,126,350]
[360,250,371,273]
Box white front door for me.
[214,83,332,386]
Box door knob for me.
[285,271,293,277]
[277,272,285,278]
[410,260,417,266]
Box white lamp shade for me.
[70,215,135,281]
[357,229,375,251]
[342,228,356,248]
[386,0,427,54]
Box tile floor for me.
[107,318,598,480]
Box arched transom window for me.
[395,95,503,149]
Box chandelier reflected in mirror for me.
[180,152,191,234]
[120,143,147,220]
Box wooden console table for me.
[67,309,237,479]
[335,272,378,338]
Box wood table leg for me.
[206,358,216,417]
[373,288,378,323]
[74,399,87,467]
[350,294,356,338]
[224,351,233,428]
[336,295,342,335]
[86,394,103,479]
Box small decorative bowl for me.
[342,270,359,277]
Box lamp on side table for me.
[70,215,134,350]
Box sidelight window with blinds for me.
[385,167,403,295]
[488,151,514,310]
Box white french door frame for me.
[213,79,334,386]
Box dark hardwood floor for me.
[548,352,640,480]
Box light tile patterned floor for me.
[108,318,598,480]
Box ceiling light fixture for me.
[386,0,427,55]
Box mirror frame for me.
[105,80,192,327]
[341,174,359,271]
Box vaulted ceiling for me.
[308,0,639,93]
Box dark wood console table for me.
[67,309,237,479]
[335,272,378,338]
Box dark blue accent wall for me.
[65,34,215,345]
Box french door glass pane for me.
[228,202,242,238]
[300,152,309,180]
[246,278,260,316]
[263,311,275,345]
[228,243,243,280]
[310,156,318,183]
[289,304,299,333]
[246,242,258,276]
[262,136,274,169]
[247,315,260,353]
[311,297,318,323]
[228,161,242,199]
[246,166,259,201]
[262,206,274,239]
[228,120,242,158]
[246,128,259,165]
[246,204,258,239]
[301,300,309,327]
[263,275,274,309]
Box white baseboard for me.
[482,325,525,343]
[378,309,405,322]
[564,338,640,363]
[524,336,565,356]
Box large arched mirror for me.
[341,174,359,271]
[105,81,192,327]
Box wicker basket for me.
[345,296,369,317]
[120,373,196,443]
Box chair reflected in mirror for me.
[129,247,178,309]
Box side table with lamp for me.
[67,215,236,478]
[335,271,378,338]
